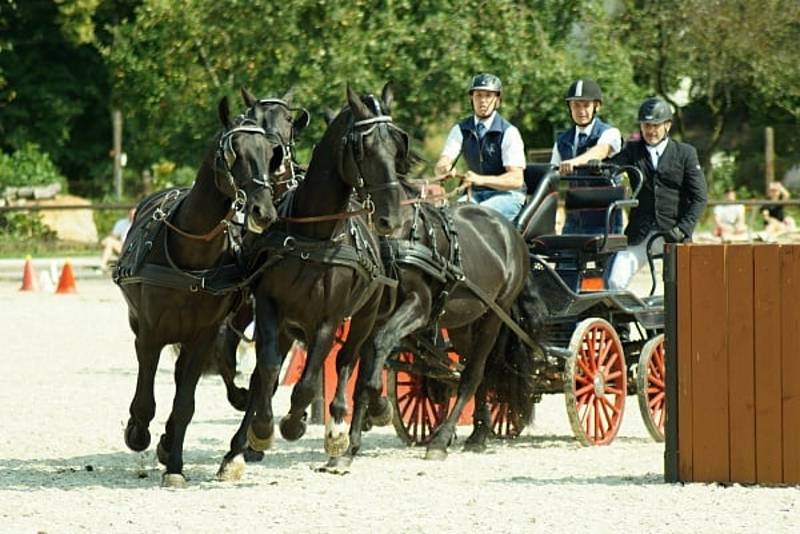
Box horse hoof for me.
[243,447,264,463]
[161,473,188,488]
[279,415,307,441]
[367,397,394,427]
[156,435,170,466]
[216,454,246,482]
[247,425,274,452]
[463,440,487,453]
[319,455,352,475]
[227,387,248,412]
[124,420,150,452]
[424,447,448,461]
[324,418,350,458]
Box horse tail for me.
[483,272,548,426]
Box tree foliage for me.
[2,0,799,196]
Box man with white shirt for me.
[435,73,526,220]
[551,79,623,233]
[606,97,707,290]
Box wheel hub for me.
[593,369,605,396]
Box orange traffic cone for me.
[20,255,39,292]
[55,259,77,294]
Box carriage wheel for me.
[387,350,452,446]
[637,334,666,442]
[564,318,627,446]
[487,392,526,438]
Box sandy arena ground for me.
[1,277,798,533]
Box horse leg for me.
[161,332,215,488]
[366,292,431,420]
[124,335,163,452]
[213,321,248,412]
[157,349,188,466]
[280,322,337,441]
[217,368,262,481]
[425,316,503,460]
[464,379,491,453]
[248,297,281,452]
[217,297,281,480]
[323,304,380,468]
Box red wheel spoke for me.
[575,383,594,397]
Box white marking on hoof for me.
[324,418,350,457]
[216,454,246,482]
[247,425,274,452]
[161,473,188,488]
[424,448,448,461]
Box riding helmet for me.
[468,73,503,94]
[638,97,673,123]
[565,79,603,102]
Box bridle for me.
[156,120,275,242]
[342,112,409,206]
[254,98,308,191]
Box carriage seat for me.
[529,184,632,256]
[530,233,628,255]
[515,164,560,241]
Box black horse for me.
[350,195,539,461]
[216,83,412,480]
[209,90,310,411]
[116,91,292,487]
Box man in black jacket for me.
[607,97,707,289]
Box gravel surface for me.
[1,278,798,533]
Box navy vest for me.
[557,119,623,234]
[555,118,612,161]
[458,114,511,192]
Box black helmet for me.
[638,97,673,123]
[468,73,503,94]
[565,79,603,102]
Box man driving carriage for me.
[434,73,526,221]
[550,79,624,234]
[607,96,707,289]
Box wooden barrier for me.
[665,243,800,484]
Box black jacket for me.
[611,138,707,245]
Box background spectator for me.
[713,188,749,241]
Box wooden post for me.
[112,109,123,200]
[765,127,775,193]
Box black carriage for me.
[385,163,667,447]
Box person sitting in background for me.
[760,181,796,241]
[713,187,748,241]
[100,208,135,272]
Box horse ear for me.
[293,109,311,132]
[218,96,233,129]
[347,83,371,119]
[241,87,257,108]
[281,89,294,106]
[381,82,394,113]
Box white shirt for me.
[646,137,669,168]
[549,119,622,165]
[440,112,526,169]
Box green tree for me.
[618,0,800,180]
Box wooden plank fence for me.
[665,243,800,484]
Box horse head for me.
[336,82,412,237]
[241,88,310,193]
[217,96,280,234]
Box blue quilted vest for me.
[556,119,622,234]
[459,113,511,193]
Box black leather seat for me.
[530,234,628,255]
[515,164,560,241]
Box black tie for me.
[476,122,486,139]
[577,132,588,148]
